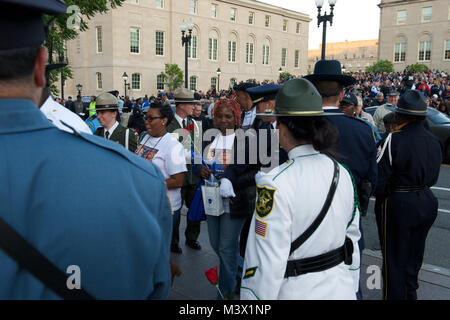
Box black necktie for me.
[182,119,186,128]
[105,131,110,140]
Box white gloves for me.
[219,178,236,198]
[255,171,266,184]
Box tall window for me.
[394,43,406,62]
[96,73,102,90]
[130,27,140,53]
[262,45,270,65]
[281,48,287,67]
[156,31,164,56]
[422,7,432,23]
[283,20,288,32]
[190,76,197,91]
[188,35,197,59]
[228,41,237,62]
[190,0,197,14]
[397,10,407,25]
[157,74,165,90]
[130,0,138,3]
[418,41,431,61]
[296,22,301,34]
[230,8,236,21]
[132,73,141,90]
[246,42,254,64]
[96,26,102,53]
[444,40,450,60]
[265,15,270,27]
[211,77,217,89]
[294,50,300,68]
[208,37,218,61]
[211,4,217,18]
[155,0,163,8]
[249,12,254,25]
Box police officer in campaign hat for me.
[376,90,441,300]
[373,90,399,134]
[94,92,139,152]
[241,79,361,300]
[305,60,378,299]
[233,82,258,130]
[0,0,171,299]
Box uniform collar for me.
[0,98,54,134]
[287,144,319,160]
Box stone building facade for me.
[63,0,310,98]
[308,40,379,73]
[378,0,450,72]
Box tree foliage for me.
[406,63,429,73]
[279,71,292,83]
[159,64,184,92]
[44,0,125,96]
[365,60,394,73]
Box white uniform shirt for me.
[241,145,361,300]
[40,96,92,135]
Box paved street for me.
[168,165,450,300]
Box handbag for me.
[201,181,224,217]
[187,181,207,222]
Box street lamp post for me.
[180,20,194,89]
[122,72,130,97]
[58,51,68,100]
[316,0,337,60]
[216,68,221,92]
[279,67,282,81]
[76,84,82,97]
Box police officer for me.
[241,79,361,300]
[376,90,441,300]
[373,90,399,134]
[0,0,171,299]
[94,92,138,152]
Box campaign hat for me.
[395,90,428,116]
[256,79,325,117]
[304,60,356,87]
[246,84,282,107]
[341,91,358,106]
[0,0,67,51]
[173,87,201,105]
[233,82,258,92]
[95,93,119,111]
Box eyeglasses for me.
[145,116,164,122]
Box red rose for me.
[204,266,219,285]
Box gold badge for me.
[256,186,276,219]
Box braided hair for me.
[212,98,242,128]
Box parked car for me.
[364,106,450,161]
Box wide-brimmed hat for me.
[247,84,283,108]
[304,60,356,86]
[95,92,119,111]
[256,79,325,117]
[173,87,201,105]
[395,90,428,116]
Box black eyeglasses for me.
[145,116,164,122]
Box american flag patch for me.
[255,219,267,238]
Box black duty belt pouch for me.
[0,217,95,300]
[284,158,354,278]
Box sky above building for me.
[258,0,381,50]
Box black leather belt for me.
[285,237,353,278]
[394,185,426,192]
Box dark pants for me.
[171,184,200,246]
[381,190,438,300]
[374,196,385,249]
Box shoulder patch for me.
[243,267,258,279]
[255,185,276,219]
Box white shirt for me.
[174,113,187,129]
[242,107,256,130]
[104,121,119,139]
[241,145,360,300]
[135,133,187,211]
[40,96,91,135]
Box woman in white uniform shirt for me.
[241,79,361,300]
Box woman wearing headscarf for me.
[241,79,361,300]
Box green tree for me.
[365,60,394,73]
[44,0,125,96]
[279,71,292,82]
[159,64,184,92]
[406,63,429,73]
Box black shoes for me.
[171,244,182,254]
[185,240,202,250]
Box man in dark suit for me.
[166,88,202,253]
[305,60,378,300]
